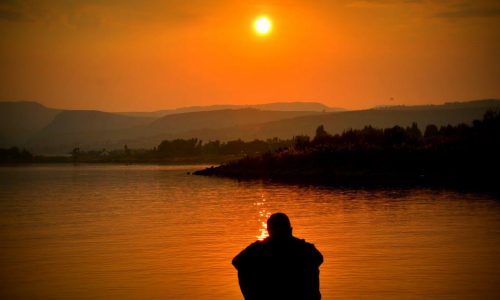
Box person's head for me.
[267,212,292,239]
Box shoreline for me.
[193,166,500,193]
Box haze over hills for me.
[0,101,329,150]
[26,109,321,153]
[373,99,500,111]
[1,99,499,154]
[0,101,60,147]
[201,102,500,142]
[26,110,155,153]
[148,109,321,135]
[116,99,500,147]
[117,102,342,118]
[36,110,154,135]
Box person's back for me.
[232,213,323,300]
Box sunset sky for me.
[0,0,499,111]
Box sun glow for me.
[254,16,272,35]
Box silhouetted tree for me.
[0,147,33,163]
[293,135,310,151]
[124,144,130,156]
[405,123,422,145]
[203,140,221,155]
[424,124,438,138]
[384,125,407,146]
[313,125,332,145]
[158,138,201,156]
[71,147,80,162]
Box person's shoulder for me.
[246,239,265,251]
[291,236,313,247]
[238,239,266,256]
[232,240,266,269]
[293,237,324,262]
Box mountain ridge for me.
[1,99,499,154]
[0,101,61,147]
[117,101,344,118]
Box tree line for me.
[0,147,33,163]
[68,138,291,163]
[0,138,292,163]
[195,110,500,188]
[2,110,498,171]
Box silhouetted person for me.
[232,213,323,300]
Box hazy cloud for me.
[0,9,23,21]
[0,0,227,27]
[347,0,423,8]
[346,0,500,20]
[0,0,30,22]
[435,1,500,19]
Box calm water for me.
[1,165,499,299]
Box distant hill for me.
[118,102,342,118]
[172,102,343,113]
[26,110,154,154]
[34,110,153,135]
[2,99,499,154]
[147,108,320,135]
[212,99,500,140]
[25,109,321,153]
[123,99,500,144]
[0,101,60,147]
[374,99,500,111]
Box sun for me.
[254,16,272,35]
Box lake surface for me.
[1,165,499,299]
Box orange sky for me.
[0,0,499,111]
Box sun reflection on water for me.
[255,194,271,240]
